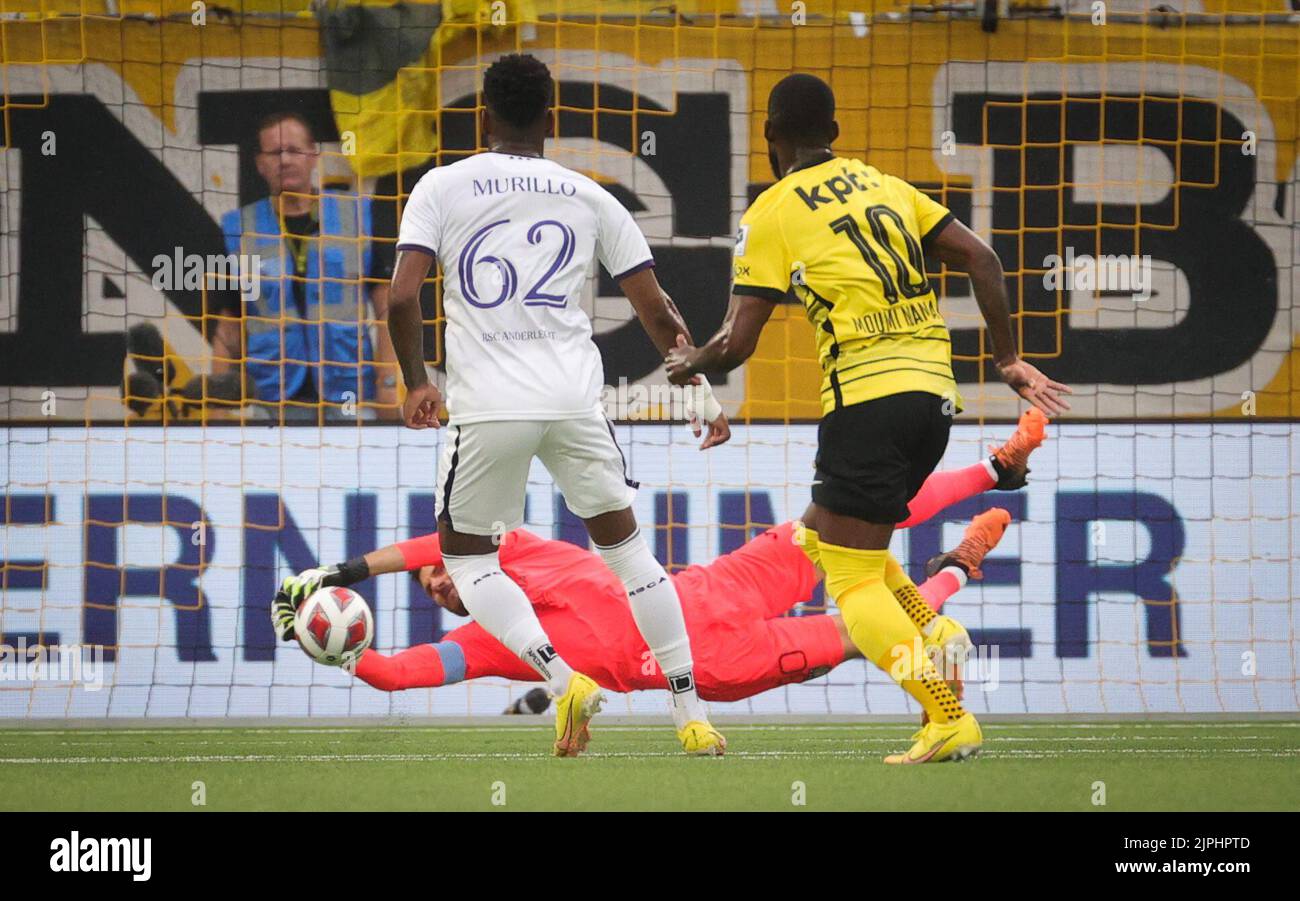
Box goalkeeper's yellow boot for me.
[553,673,604,758]
[884,712,982,764]
[678,721,727,757]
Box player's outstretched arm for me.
[354,623,536,692]
[618,267,691,356]
[621,268,730,449]
[386,249,442,429]
[663,291,775,386]
[353,642,462,691]
[353,644,449,691]
[930,219,1072,416]
[270,544,413,641]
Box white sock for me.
[596,530,706,727]
[940,565,970,589]
[981,457,998,482]
[442,552,574,696]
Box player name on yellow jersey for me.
[854,295,941,336]
[732,155,960,414]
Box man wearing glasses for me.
[216,111,398,423]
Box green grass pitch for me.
[2,721,1296,811]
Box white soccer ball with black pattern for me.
[295,586,374,666]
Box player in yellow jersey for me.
[667,74,1071,763]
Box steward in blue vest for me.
[221,189,379,411]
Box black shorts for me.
[811,392,953,524]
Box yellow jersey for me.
[732,155,960,415]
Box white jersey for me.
[397,152,654,425]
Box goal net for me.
[1,0,1297,718]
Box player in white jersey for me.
[385,54,728,756]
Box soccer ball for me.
[295,586,374,666]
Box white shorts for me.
[434,412,639,536]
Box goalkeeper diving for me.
[273,412,1046,751]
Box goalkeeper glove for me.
[271,568,337,643]
[271,557,371,642]
[280,565,342,608]
[271,588,299,642]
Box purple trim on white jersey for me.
[611,258,655,281]
[396,242,436,256]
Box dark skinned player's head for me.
[481,53,554,151]
[764,73,840,179]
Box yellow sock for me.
[886,555,938,634]
[795,522,822,570]
[809,532,936,632]
[819,542,966,724]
